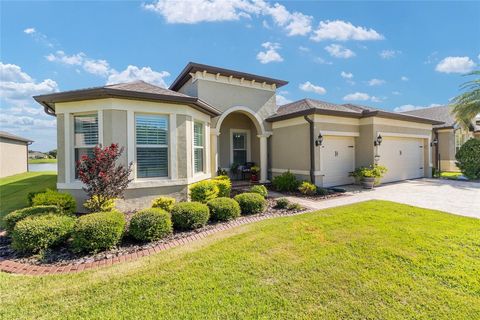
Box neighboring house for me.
[28,151,49,159]
[0,131,33,178]
[403,106,480,172]
[34,62,442,211]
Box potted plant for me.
[372,165,387,186]
[358,165,387,189]
[250,166,260,182]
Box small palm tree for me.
[452,70,480,129]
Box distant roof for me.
[0,131,33,143]
[402,105,457,129]
[34,80,221,117]
[169,62,289,91]
[267,98,444,125]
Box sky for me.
[1,0,479,151]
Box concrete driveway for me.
[285,179,480,219]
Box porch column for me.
[258,133,271,183]
[210,129,220,176]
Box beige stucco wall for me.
[103,110,128,166]
[218,112,260,169]
[57,114,66,183]
[0,138,28,178]
[271,122,310,172]
[436,129,457,171]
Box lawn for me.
[1,200,479,319]
[28,158,57,164]
[0,172,57,224]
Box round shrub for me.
[275,198,290,209]
[151,196,176,212]
[32,190,76,214]
[250,185,268,198]
[212,176,232,197]
[3,205,61,234]
[234,193,267,215]
[129,208,172,242]
[11,214,75,254]
[189,180,219,203]
[298,181,317,195]
[72,211,126,253]
[455,138,480,179]
[171,202,210,231]
[207,197,241,222]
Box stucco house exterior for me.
[34,62,442,211]
[0,131,32,178]
[403,105,480,172]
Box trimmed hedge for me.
[32,190,76,214]
[11,214,75,254]
[272,171,300,192]
[129,208,173,242]
[3,205,61,234]
[72,211,126,253]
[171,202,210,231]
[189,180,219,203]
[234,193,267,215]
[212,176,232,197]
[250,185,268,198]
[455,138,480,179]
[275,198,290,209]
[207,197,241,222]
[151,196,176,212]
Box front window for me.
[74,113,98,178]
[136,114,169,178]
[193,121,204,173]
[232,132,247,164]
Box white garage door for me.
[378,136,424,183]
[321,136,355,187]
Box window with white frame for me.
[136,114,169,178]
[74,113,98,178]
[193,121,204,173]
[232,131,247,164]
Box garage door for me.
[378,136,424,183]
[321,136,355,187]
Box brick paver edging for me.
[0,209,312,276]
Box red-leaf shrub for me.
[76,144,132,212]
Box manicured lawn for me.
[0,172,57,224]
[28,158,57,164]
[1,200,479,319]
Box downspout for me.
[304,115,315,184]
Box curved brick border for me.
[0,210,310,276]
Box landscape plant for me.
[3,205,61,234]
[234,192,266,215]
[212,175,232,197]
[272,171,300,192]
[151,196,176,212]
[250,185,268,198]
[207,197,241,222]
[189,180,219,203]
[298,181,317,195]
[31,189,76,214]
[76,144,132,212]
[171,202,210,231]
[455,138,480,179]
[129,208,172,242]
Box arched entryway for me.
[211,106,270,182]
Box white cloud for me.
[370,96,383,103]
[343,92,370,101]
[143,0,312,36]
[45,50,85,65]
[340,71,353,79]
[1,63,33,82]
[256,42,283,64]
[379,49,400,59]
[435,56,477,74]
[83,59,111,76]
[299,81,326,95]
[298,46,310,52]
[401,76,409,81]
[313,57,332,65]
[393,103,441,112]
[107,65,170,88]
[276,94,291,105]
[311,20,384,42]
[324,44,355,58]
[367,78,385,86]
[0,113,56,129]
[23,27,36,34]
[262,20,271,29]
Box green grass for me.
[1,200,479,319]
[28,158,57,164]
[440,171,463,180]
[0,172,57,223]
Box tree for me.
[452,71,480,129]
[48,149,57,158]
[455,139,480,179]
[76,144,133,212]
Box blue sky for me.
[1,0,479,151]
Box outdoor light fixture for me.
[315,132,324,146]
[430,138,438,147]
[374,134,383,146]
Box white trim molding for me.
[215,106,266,135]
[321,131,359,137]
[377,132,430,139]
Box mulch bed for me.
[0,198,306,267]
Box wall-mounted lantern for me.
[430,138,438,147]
[374,134,383,146]
[315,132,323,146]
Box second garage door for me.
[321,136,355,187]
[378,136,424,183]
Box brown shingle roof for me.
[402,105,456,129]
[34,81,221,117]
[0,131,33,143]
[267,98,444,125]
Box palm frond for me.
[451,70,480,129]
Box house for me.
[0,131,33,178]
[34,62,442,211]
[403,105,480,172]
[28,151,49,159]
